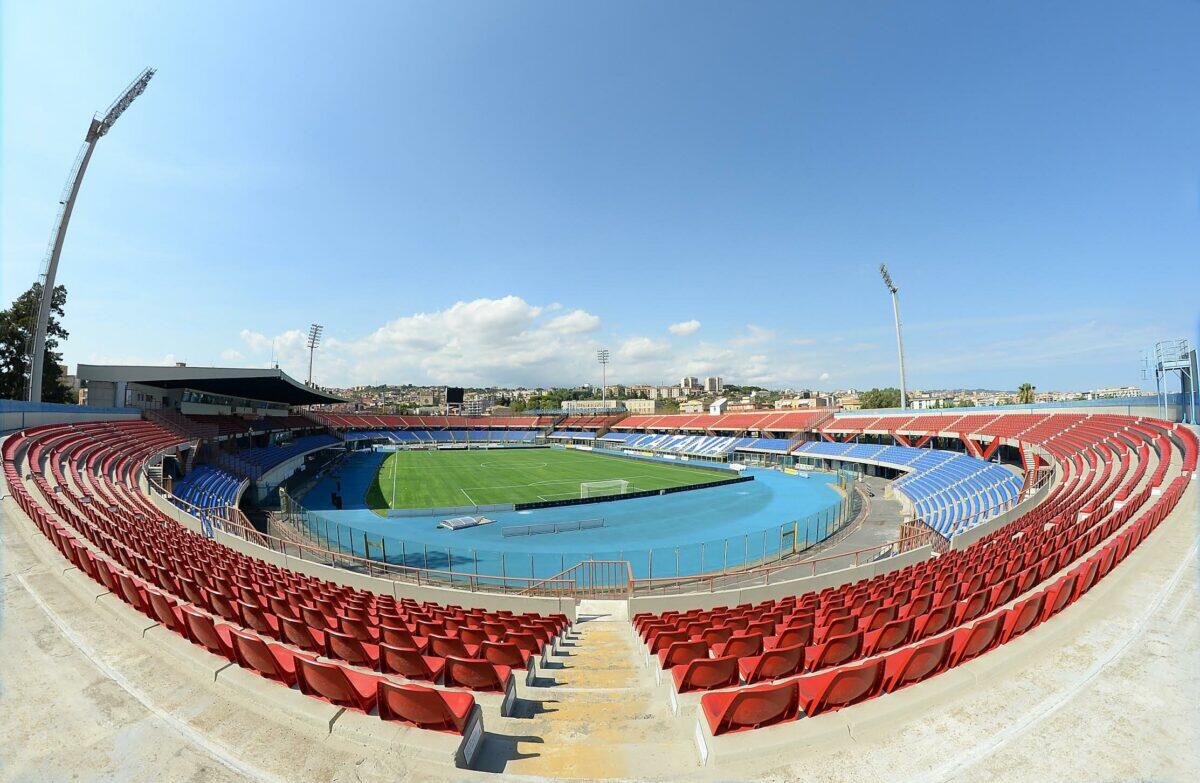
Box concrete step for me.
[478,615,696,778]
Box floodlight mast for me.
[597,349,610,410]
[306,324,324,385]
[27,68,155,402]
[879,264,908,410]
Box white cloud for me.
[618,336,670,362]
[729,324,776,346]
[223,298,1156,392]
[547,309,601,334]
[668,319,701,336]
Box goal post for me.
[580,479,629,499]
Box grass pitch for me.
[366,447,731,511]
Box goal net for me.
[580,479,629,499]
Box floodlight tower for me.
[27,67,156,402]
[597,349,610,410]
[879,264,909,410]
[306,324,324,385]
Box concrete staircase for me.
[476,599,697,778]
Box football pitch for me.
[365,447,733,510]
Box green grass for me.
[365,447,731,511]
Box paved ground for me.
[2,474,1197,782]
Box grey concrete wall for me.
[626,545,933,614]
[0,401,139,435]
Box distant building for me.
[681,376,700,391]
[704,376,723,394]
[486,404,513,416]
[709,397,728,414]
[621,398,658,415]
[680,399,706,413]
[462,397,492,416]
[838,395,862,411]
[726,400,760,412]
[1090,386,1143,399]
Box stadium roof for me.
[76,364,346,406]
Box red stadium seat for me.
[379,643,446,682]
[1001,593,1047,643]
[180,607,234,660]
[913,603,955,640]
[863,616,914,657]
[442,657,511,693]
[377,681,475,734]
[295,658,379,712]
[380,625,428,653]
[479,640,531,670]
[765,624,813,651]
[701,680,800,735]
[737,644,805,684]
[805,630,862,671]
[948,615,1005,667]
[712,633,764,659]
[146,590,187,636]
[325,629,381,669]
[657,639,710,669]
[278,615,326,654]
[671,656,740,693]
[429,634,480,660]
[798,658,885,717]
[229,628,306,687]
[882,634,954,692]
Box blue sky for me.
[2,2,1197,392]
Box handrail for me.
[519,559,634,596]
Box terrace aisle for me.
[477,599,697,778]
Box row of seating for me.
[315,413,552,430]
[341,429,539,444]
[632,413,1197,735]
[793,442,1021,537]
[546,430,598,440]
[3,420,571,736]
[613,410,834,434]
[599,432,755,457]
[171,464,245,510]
[221,433,341,473]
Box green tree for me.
[859,387,901,409]
[1016,383,1036,405]
[657,398,680,414]
[0,283,72,403]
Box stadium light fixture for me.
[27,67,156,402]
[306,324,324,385]
[597,349,610,410]
[879,264,908,410]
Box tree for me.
[657,398,680,414]
[859,387,901,409]
[1016,383,1036,405]
[0,283,73,403]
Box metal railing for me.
[144,476,576,595]
[626,527,938,596]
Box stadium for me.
[3,6,1199,783]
